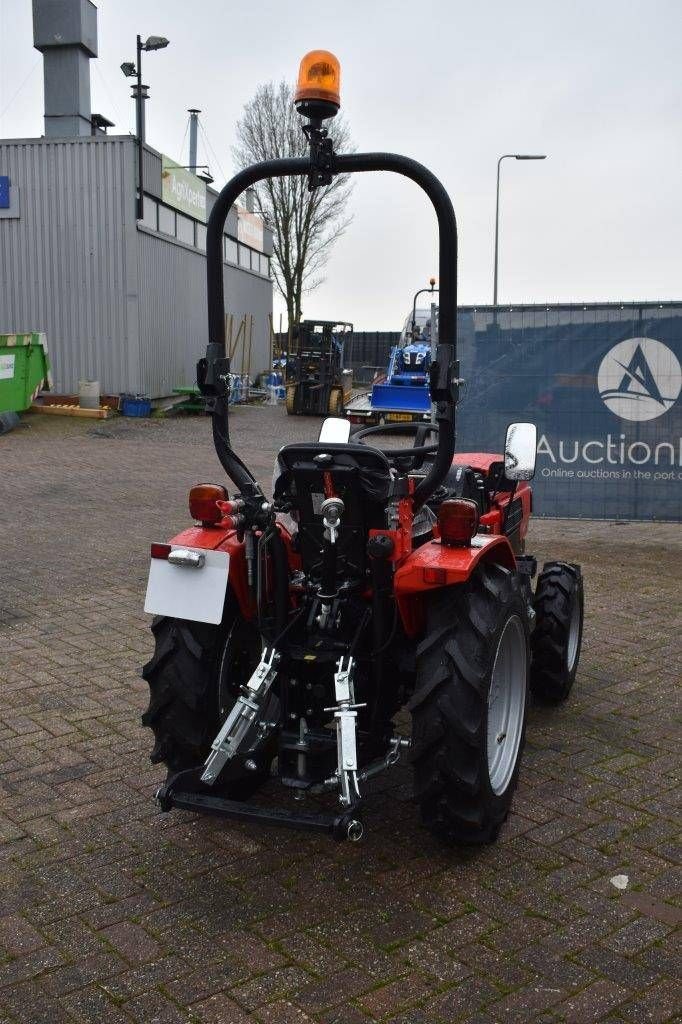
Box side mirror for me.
[318,417,351,444]
[504,422,537,481]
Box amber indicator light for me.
[437,498,480,546]
[189,483,228,524]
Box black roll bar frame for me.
[411,283,439,336]
[199,151,459,510]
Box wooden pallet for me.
[39,393,120,411]
[31,403,111,419]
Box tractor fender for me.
[394,534,517,637]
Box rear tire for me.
[285,385,297,415]
[410,564,530,844]
[141,602,269,798]
[530,562,584,703]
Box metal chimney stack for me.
[188,109,200,175]
[32,0,98,138]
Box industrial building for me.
[0,0,273,399]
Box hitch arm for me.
[201,647,281,785]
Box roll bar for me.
[198,152,459,509]
[411,283,439,335]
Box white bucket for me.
[78,379,100,409]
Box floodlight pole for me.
[136,37,145,140]
[135,35,146,220]
[130,34,169,219]
[493,154,546,306]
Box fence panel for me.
[456,303,682,521]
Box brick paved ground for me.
[1,407,680,1024]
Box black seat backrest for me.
[442,463,487,515]
[275,443,392,580]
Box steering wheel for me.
[353,421,439,468]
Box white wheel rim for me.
[487,615,527,796]
[567,595,581,671]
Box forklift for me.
[285,319,353,415]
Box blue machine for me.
[370,338,432,414]
[368,301,437,417]
[345,297,437,424]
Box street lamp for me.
[143,36,170,51]
[121,34,170,220]
[493,154,546,306]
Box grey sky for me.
[1,0,680,329]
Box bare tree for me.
[233,80,354,329]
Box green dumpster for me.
[0,333,52,413]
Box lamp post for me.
[493,154,546,306]
[121,34,169,221]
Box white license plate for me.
[144,547,229,625]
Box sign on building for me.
[161,156,207,222]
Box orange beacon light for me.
[294,50,341,120]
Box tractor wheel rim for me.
[567,596,581,671]
[487,614,527,796]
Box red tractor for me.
[143,51,584,844]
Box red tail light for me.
[437,499,479,546]
[189,483,228,524]
[150,543,171,559]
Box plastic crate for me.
[121,394,151,417]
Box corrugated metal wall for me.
[142,146,162,199]
[136,229,272,395]
[0,136,136,394]
[0,135,273,398]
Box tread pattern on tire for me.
[142,607,272,800]
[410,563,529,845]
[530,561,583,703]
[142,616,222,772]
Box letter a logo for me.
[598,338,681,421]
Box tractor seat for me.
[274,442,392,514]
[440,463,487,516]
[274,442,392,580]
